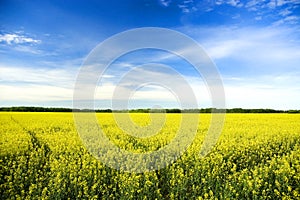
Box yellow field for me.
[1,112,300,199]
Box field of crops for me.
[1,112,300,199]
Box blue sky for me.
[0,0,300,109]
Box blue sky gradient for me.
[1,0,300,109]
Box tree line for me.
[0,106,299,113]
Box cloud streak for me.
[0,65,76,88]
[179,25,300,72]
[0,64,78,104]
[176,0,300,25]
[0,33,41,45]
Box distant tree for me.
[288,110,300,114]
[0,106,298,113]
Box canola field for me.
[1,112,300,199]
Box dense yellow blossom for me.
[0,112,300,199]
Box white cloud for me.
[0,32,42,54]
[178,0,197,13]
[0,65,76,88]
[205,38,252,59]
[245,0,259,11]
[208,0,300,24]
[13,45,43,54]
[273,15,299,25]
[0,62,207,108]
[0,85,72,102]
[178,0,300,17]
[159,0,172,7]
[223,74,300,109]
[254,16,262,20]
[96,84,180,101]
[267,0,277,9]
[178,4,191,13]
[94,68,300,110]
[184,26,300,65]
[0,64,78,103]
[226,0,243,7]
[224,85,300,109]
[279,8,292,16]
[277,0,300,6]
[0,33,41,45]
[192,0,242,8]
[93,64,212,109]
